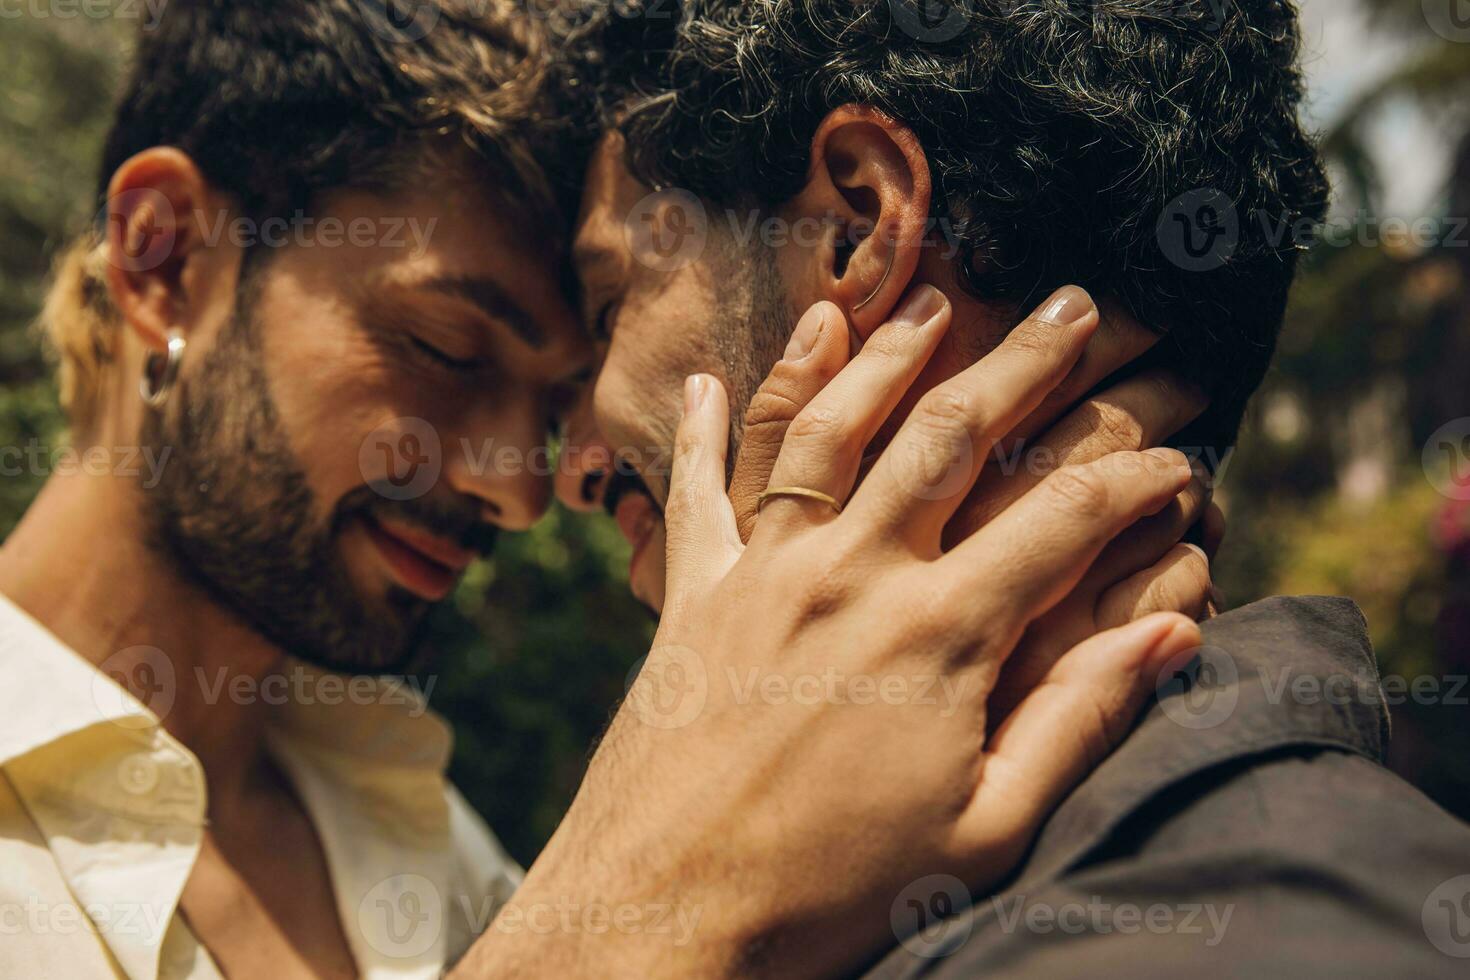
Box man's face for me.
[146,166,589,673]
[565,136,792,609]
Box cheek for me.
[259,316,427,509]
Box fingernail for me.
[891,284,946,328]
[784,305,826,361]
[1184,542,1209,564]
[1155,618,1203,667]
[1037,285,1095,327]
[1145,446,1191,477]
[683,375,708,414]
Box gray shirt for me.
[861,596,1470,978]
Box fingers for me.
[663,375,743,605]
[727,302,851,543]
[1000,301,1163,447]
[946,449,1194,631]
[960,613,1201,851]
[947,369,1209,542]
[753,285,952,533]
[1084,464,1211,587]
[852,286,1100,548]
[1095,542,1212,627]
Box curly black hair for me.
[578,0,1330,451]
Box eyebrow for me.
[418,275,546,348]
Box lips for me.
[362,514,473,602]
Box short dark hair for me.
[49,0,588,431]
[584,0,1330,450]
[98,0,577,228]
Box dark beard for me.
[711,238,796,470]
[138,309,481,675]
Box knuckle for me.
[1091,400,1145,450]
[1005,317,1070,362]
[917,386,974,425]
[791,556,859,622]
[785,404,852,451]
[743,387,805,434]
[912,388,978,445]
[672,424,702,467]
[1142,552,1211,614]
[1182,548,1213,595]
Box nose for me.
[554,386,614,513]
[443,390,553,532]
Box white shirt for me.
[0,593,521,979]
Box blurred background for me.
[1,0,1467,865]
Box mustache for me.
[335,483,499,558]
[603,466,659,519]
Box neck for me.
[0,462,286,811]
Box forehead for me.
[279,170,580,340]
[572,134,645,271]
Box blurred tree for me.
[0,16,129,534]
[1213,0,1470,819]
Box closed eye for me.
[411,336,482,372]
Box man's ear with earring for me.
[139,328,186,409]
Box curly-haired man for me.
[543,1,1470,975]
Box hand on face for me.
[482,285,1210,978]
[728,285,1225,728]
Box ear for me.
[780,105,932,339]
[102,147,236,355]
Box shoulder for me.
[862,596,1470,979]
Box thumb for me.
[663,374,744,607]
[728,302,850,542]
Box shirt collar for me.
[1018,594,1388,891]
[0,590,460,980]
[0,591,159,769]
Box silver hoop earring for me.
[140,329,186,409]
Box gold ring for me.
[758,486,843,514]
